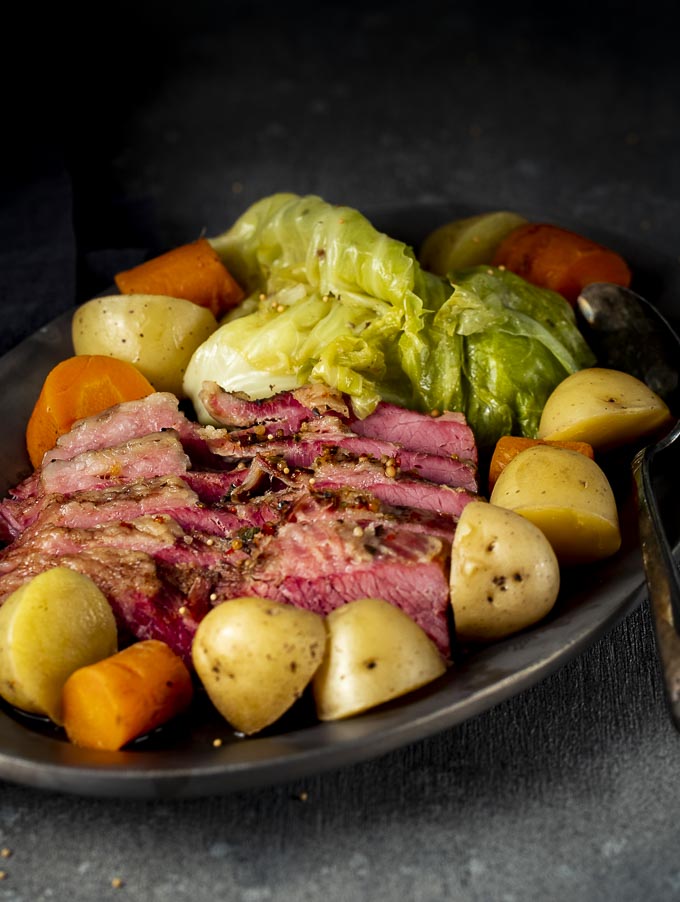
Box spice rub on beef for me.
[0,387,480,662]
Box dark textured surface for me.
[2,2,680,899]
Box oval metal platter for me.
[0,202,676,799]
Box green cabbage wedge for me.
[184,193,594,448]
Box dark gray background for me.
[2,2,680,899]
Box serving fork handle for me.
[633,430,680,729]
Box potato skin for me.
[450,501,560,642]
[72,294,217,397]
[312,597,446,721]
[538,367,671,450]
[192,596,326,735]
[489,445,621,565]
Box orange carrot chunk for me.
[492,223,632,304]
[62,640,194,751]
[488,436,595,493]
[26,355,155,469]
[115,237,245,318]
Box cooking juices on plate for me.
[0,194,672,750]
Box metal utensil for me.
[577,282,680,728]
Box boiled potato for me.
[538,367,671,451]
[72,294,218,397]
[312,597,446,721]
[489,444,621,565]
[0,567,118,724]
[450,501,560,642]
[192,596,326,735]
[419,211,528,275]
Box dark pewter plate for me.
[0,203,676,799]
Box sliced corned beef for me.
[0,402,197,525]
[45,392,190,462]
[203,415,478,492]
[0,471,198,542]
[33,477,199,531]
[40,432,190,496]
[200,382,477,465]
[199,380,349,432]
[0,385,481,664]
[0,515,246,663]
[349,402,478,465]
[216,515,452,657]
[289,489,458,544]
[0,545,200,660]
[45,391,219,469]
[310,458,476,518]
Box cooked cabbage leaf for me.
[411,266,597,448]
[190,193,435,419]
[186,193,595,447]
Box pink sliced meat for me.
[200,382,477,465]
[0,385,482,664]
[200,380,349,431]
[350,402,478,465]
[310,458,476,518]
[204,415,477,492]
[40,432,190,496]
[217,516,452,657]
[44,392,190,463]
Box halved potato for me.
[312,597,446,721]
[489,445,621,565]
[419,211,528,275]
[537,367,672,451]
[450,501,560,642]
[0,567,118,724]
[192,596,326,735]
[72,294,218,397]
